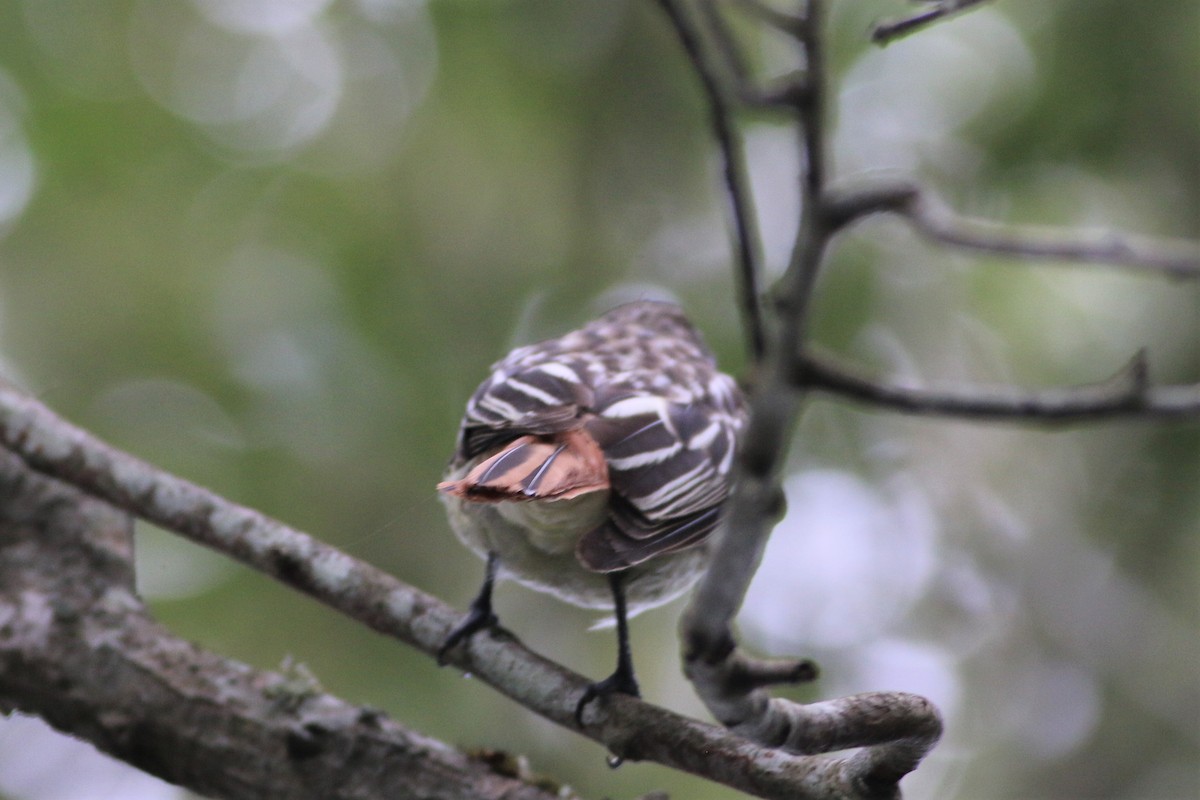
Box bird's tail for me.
[438,429,609,503]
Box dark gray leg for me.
[575,570,640,725]
[438,551,500,665]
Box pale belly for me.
[440,489,710,615]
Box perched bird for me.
[437,301,746,722]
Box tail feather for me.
[439,429,609,502]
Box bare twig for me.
[823,181,1200,279]
[872,0,999,45]
[0,381,930,800]
[799,348,1200,421]
[697,1,753,95]
[659,0,767,360]
[902,192,1200,279]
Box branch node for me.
[728,654,820,692]
[822,181,920,231]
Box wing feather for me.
[577,499,721,572]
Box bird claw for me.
[574,668,640,726]
[437,602,498,666]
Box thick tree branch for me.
[684,0,831,664]
[872,0,999,44]
[0,449,564,800]
[676,1,944,794]
[0,381,924,800]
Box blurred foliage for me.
[0,1,1196,799]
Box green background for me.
[0,1,1196,798]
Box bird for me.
[437,300,746,723]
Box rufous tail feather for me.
[438,429,609,503]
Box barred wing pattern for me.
[452,302,746,572]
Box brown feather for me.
[438,429,609,503]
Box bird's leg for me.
[575,570,640,725]
[438,551,500,666]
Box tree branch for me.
[0,380,928,800]
[799,348,1200,422]
[0,449,564,800]
[729,0,805,37]
[872,0,1000,45]
[659,0,767,360]
[677,1,945,793]
[902,191,1200,279]
[668,0,1197,787]
[823,181,1200,278]
[684,0,831,659]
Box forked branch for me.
[664,1,946,794]
[663,0,1199,796]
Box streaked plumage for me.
[437,301,745,720]
[439,301,746,612]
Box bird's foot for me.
[437,596,498,666]
[574,665,640,726]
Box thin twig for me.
[659,0,767,360]
[0,381,927,800]
[697,1,752,90]
[800,348,1200,421]
[903,192,1200,279]
[822,181,1200,279]
[872,0,999,45]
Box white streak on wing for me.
[716,429,736,476]
[653,473,721,517]
[607,443,682,470]
[602,395,668,419]
[660,490,722,519]
[535,361,581,383]
[505,377,562,406]
[633,458,710,513]
[687,422,721,450]
[709,375,736,402]
[478,393,521,420]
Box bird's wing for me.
[457,360,595,460]
[576,388,742,572]
[576,498,720,572]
